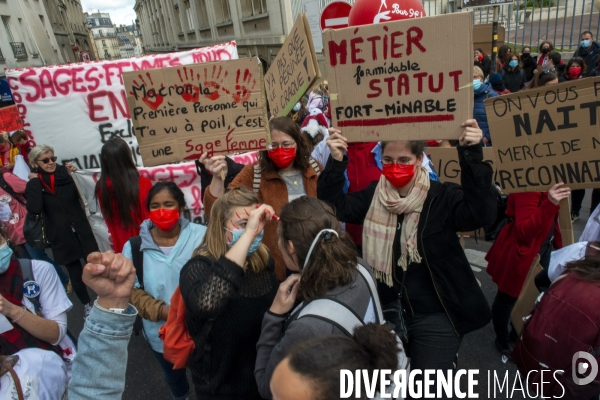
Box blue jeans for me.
[152,350,189,400]
[20,243,70,285]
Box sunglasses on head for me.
[37,156,57,164]
[542,68,556,74]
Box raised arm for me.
[317,131,375,224]
[203,164,254,221]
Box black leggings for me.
[571,188,600,215]
[64,259,91,305]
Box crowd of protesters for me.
[0,17,599,400]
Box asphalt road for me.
[65,191,594,400]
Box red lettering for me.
[350,37,365,64]
[38,70,57,99]
[449,70,463,91]
[406,27,426,56]
[383,30,389,60]
[391,32,404,58]
[429,73,443,93]
[88,91,109,122]
[398,74,410,95]
[383,77,395,97]
[368,79,382,98]
[85,67,100,91]
[72,67,86,92]
[414,72,427,93]
[367,36,381,60]
[53,69,72,95]
[328,39,347,66]
[19,70,41,102]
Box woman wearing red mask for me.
[122,181,207,400]
[317,120,497,380]
[474,48,492,78]
[202,117,321,281]
[559,57,587,82]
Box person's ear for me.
[287,240,296,257]
[416,154,424,167]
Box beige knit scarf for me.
[362,166,431,287]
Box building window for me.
[241,0,267,17]
[184,1,194,30]
[213,0,231,24]
[195,0,209,28]
[2,16,15,42]
[102,39,106,47]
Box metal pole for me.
[491,5,500,72]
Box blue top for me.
[122,218,207,353]
[473,81,499,145]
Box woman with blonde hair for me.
[180,187,278,400]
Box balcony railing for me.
[10,42,28,59]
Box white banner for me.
[5,42,238,168]
[72,151,259,252]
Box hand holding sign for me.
[548,183,571,205]
[459,119,483,146]
[327,131,348,161]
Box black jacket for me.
[475,57,492,78]
[501,67,526,93]
[25,165,98,264]
[317,144,496,335]
[520,54,538,81]
[574,41,600,77]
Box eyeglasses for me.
[36,156,57,164]
[267,141,295,150]
[541,68,556,74]
[571,57,583,61]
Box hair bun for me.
[353,324,399,370]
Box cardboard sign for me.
[0,105,24,132]
[265,14,321,118]
[511,255,542,335]
[485,78,600,193]
[426,146,496,184]
[322,13,473,142]
[124,58,269,167]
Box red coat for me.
[486,192,562,297]
[99,177,152,253]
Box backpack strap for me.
[129,236,144,290]
[253,166,261,193]
[0,174,26,207]
[309,157,321,177]
[19,259,42,314]
[297,298,364,336]
[356,261,384,324]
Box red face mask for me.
[268,147,296,169]
[149,209,180,232]
[382,163,416,188]
[477,54,484,62]
[569,67,582,78]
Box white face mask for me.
[0,242,14,274]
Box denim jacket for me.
[68,301,137,400]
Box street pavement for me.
[65,191,594,400]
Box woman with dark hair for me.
[474,48,492,77]
[317,121,496,381]
[520,46,538,81]
[180,187,278,400]
[95,137,152,253]
[538,41,554,67]
[123,181,207,400]
[559,57,587,82]
[202,117,321,281]
[254,196,395,399]
[526,68,559,88]
[501,52,527,93]
[496,45,512,72]
[270,324,400,400]
[25,144,99,312]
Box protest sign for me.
[5,42,238,168]
[73,150,259,251]
[123,57,269,167]
[265,14,321,118]
[322,13,472,142]
[426,146,496,184]
[0,105,24,132]
[485,77,600,193]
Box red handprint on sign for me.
[128,73,164,110]
[202,65,228,101]
[174,66,201,103]
[231,68,257,103]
